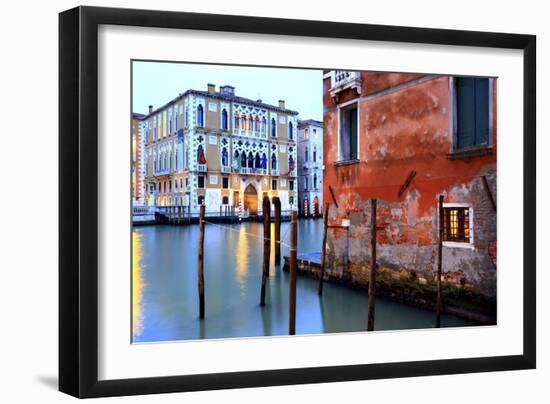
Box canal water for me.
[132,219,472,343]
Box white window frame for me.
[337,99,360,162]
[441,202,475,249]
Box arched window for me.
[248,115,253,132]
[262,117,267,135]
[241,151,247,168]
[175,114,178,131]
[254,116,260,132]
[271,153,277,170]
[221,109,228,130]
[313,146,317,162]
[304,128,309,139]
[222,148,229,167]
[197,145,206,164]
[234,114,240,129]
[153,157,157,172]
[185,108,189,127]
[271,118,276,137]
[261,153,267,169]
[247,152,254,168]
[254,152,261,168]
[314,173,318,189]
[169,117,172,133]
[175,150,178,169]
[234,150,240,168]
[197,104,204,127]
[168,151,172,170]
[288,121,294,140]
[289,155,295,172]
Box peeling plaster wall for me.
[323,74,497,297]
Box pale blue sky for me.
[132,61,323,120]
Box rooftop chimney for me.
[207,83,216,94]
[220,85,235,96]
[148,105,153,114]
[278,100,285,109]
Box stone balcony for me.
[329,70,362,98]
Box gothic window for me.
[197,145,206,165]
[271,153,277,170]
[248,152,254,168]
[288,121,294,140]
[222,148,229,167]
[221,109,228,130]
[262,117,267,135]
[255,152,261,168]
[313,173,317,189]
[313,146,317,162]
[289,155,295,172]
[197,104,204,127]
[241,151,247,168]
[234,114,240,129]
[271,118,276,137]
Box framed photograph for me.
[59,6,536,398]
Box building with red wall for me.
[322,71,497,318]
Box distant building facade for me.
[322,70,497,307]
[132,112,146,205]
[297,119,323,217]
[139,84,298,216]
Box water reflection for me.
[132,219,473,343]
[131,231,144,338]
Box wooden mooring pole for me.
[436,194,444,328]
[367,198,377,331]
[288,210,298,335]
[260,196,271,306]
[318,203,330,296]
[274,197,282,266]
[198,204,205,319]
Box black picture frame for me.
[59,6,536,398]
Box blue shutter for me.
[457,78,476,149]
[474,78,489,146]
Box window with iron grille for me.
[443,207,471,243]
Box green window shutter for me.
[457,78,476,149]
[349,108,358,159]
[474,78,490,146]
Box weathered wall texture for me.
[323,73,497,300]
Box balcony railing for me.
[271,169,280,176]
[330,70,362,97]
[153,168,171,176]
[221,166,232,173]
[197,164,207,172]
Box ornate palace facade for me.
[297,119,323,217]
[139,84,299,216]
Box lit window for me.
[443,207,471,243]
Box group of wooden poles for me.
[196,194,448,335]
[196,196,300,334]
